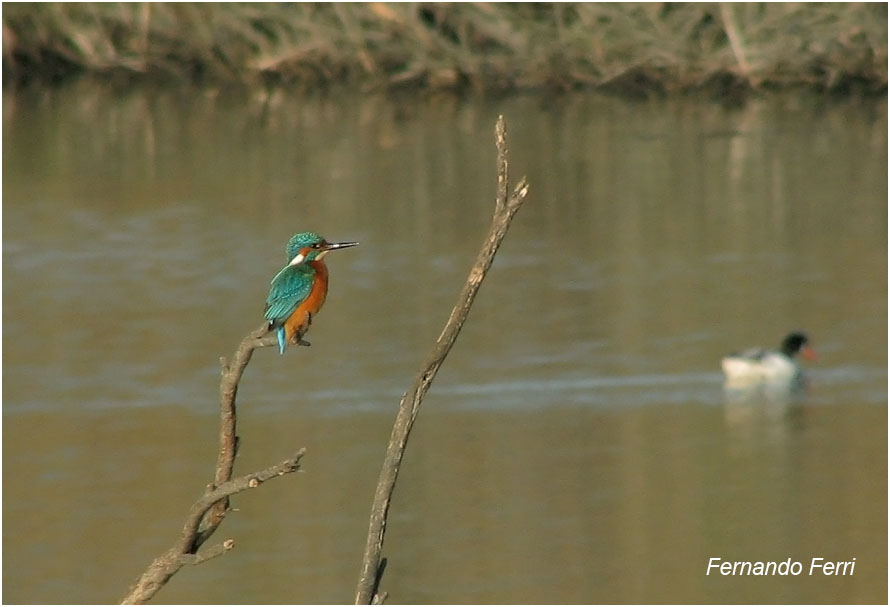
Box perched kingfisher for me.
[264,231,358,354]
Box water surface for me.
[3,86,887,603]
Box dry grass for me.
[2,3,887,97]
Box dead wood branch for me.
[121,325,301,604]
[354,115,529,604]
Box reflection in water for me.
[723,381,804,433]
[3,86,887,604]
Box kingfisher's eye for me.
[311,243,321,249]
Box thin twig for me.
[183,539,235,566]
[120,324,302,605]
[354,115,529,604]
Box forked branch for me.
[121,326,299,604]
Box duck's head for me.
[781,332,817,360]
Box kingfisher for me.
[264,231,358,354]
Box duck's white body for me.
[721,332,816,389]
[721,348,802,386]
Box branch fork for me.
[120,324,304,605]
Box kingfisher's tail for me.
[276,326,287,354]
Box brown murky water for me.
[3,85,887,604]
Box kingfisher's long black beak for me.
[323,241,359,251]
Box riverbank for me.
[3,3,887,99]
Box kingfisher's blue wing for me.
[264,266,313,327]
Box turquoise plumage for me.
[263,231,358,354]
[265,264,316,353]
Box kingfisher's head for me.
[284,231,359,267]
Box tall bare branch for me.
[354,115,530,604]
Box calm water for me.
[3,85,887,604]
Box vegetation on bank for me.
[3,3,887,97]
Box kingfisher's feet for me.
[291,333,311,347]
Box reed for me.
[3,3,886,96]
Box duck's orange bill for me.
[800,345,818,361]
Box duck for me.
[721,331,817,388]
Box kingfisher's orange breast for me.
[283,260,329,343]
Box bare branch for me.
[182,539,235,566]
[122,448,306,604]
[182,451,306,552]
[354,115,529,604]
[196,323,270,546]
[120,321,306,605]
